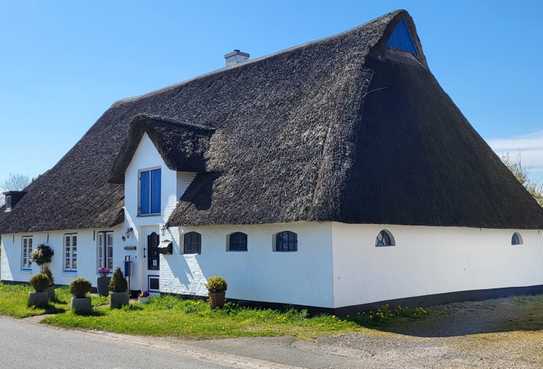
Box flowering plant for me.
[98,267,110,276]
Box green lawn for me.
[0,282,427,339]
[0,283,107,318]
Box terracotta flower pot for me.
[208,291,226,309]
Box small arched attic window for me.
[511,232,523,246]
[376,230,395,247]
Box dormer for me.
[109,114,215,223]
[3,191,26,212]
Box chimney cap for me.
[224,49,250,67]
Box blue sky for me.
[1,0,542,185]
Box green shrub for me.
[70,278,91,298]
[109,268,128,293]
[206,276,228,293]
[42,265,54,287]
[31,244,54,265]
[30,273,50,292]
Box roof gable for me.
[110,114,215,184]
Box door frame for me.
[140,226,161,293]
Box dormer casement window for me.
[386,18,418,56]
[3,191,26,212]
[138,168,161,216]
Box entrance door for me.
[147,232,160,271]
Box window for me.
[274,231,297,252]
[386,19,417,55]
[64,234,78,272]
[376,230,395,247]
[227,232,248,252]
[97,231,113,271]
[139,168,161,215]
[183,232,201,254]
[21,236,33,270]
[512,232,523,246]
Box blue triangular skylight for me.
[386,19,417,55]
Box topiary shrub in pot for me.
[31,244,54,270]
[206,276,228,309]
[28,273,51,308]
[42,265,55,301]
[70,277,92,315]
[96,267,111,297]
[109,268,129,309]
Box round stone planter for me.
[47,287,55,301]
[208,291,226,309]
[110,291,129,309]
[28,291,49,308]
[71,297,92,315]
[97,276,111,297]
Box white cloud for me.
[487,131,543,183]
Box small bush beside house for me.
[70,278,92,315]
[109,268,129,309]
[28,273,50,307]
[206,276,228,309]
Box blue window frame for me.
[386,19,417,55]
[139,168,161,215]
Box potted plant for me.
[206,276,228,309]
[31,244,54,271]
[139,290,150,304]
[27,273,50,308]
[96,267,111,297]
[70,277,92,315]
[42,265,55,301]
[109,268,129,309]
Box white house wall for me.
[123,133,196,292]
[331,223,543,308]
[0,228,123,287]
[160,222,335,308]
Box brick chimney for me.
[224,49,250,67]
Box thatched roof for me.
[1,9,542,234]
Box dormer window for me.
[3,191,26,212]
[138,168,161,216]
[386,18,417,56]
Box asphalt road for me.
[0,317,302,369]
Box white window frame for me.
[63,234,78,272]
[21,236,33,271]
[96,231,114,272]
